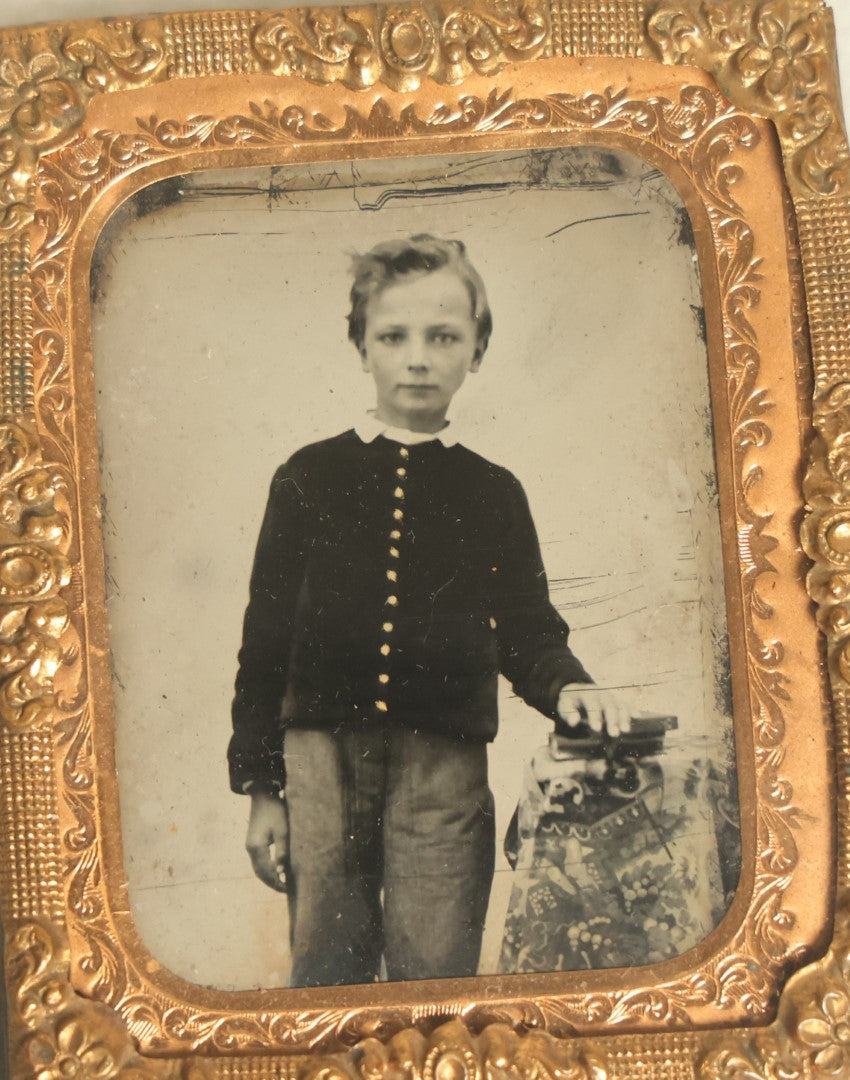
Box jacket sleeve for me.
[492,472,592,721]
[228,460,310,794]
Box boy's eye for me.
[431,331,460,345]
[377,331,405,345]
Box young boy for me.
[228,235,626,988]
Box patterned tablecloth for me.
[499,736,740,972]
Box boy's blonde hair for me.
[347,235,493,355]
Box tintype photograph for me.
[91,145,740,991]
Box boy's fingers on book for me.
[602,705,620,737]
[585,705,603,733]
[559,706,582,727]
[558,686,599,724]
[599,695,634,738]
[558,685,633,737]
[556,685,586,726]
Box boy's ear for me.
[359,346,370,372]
[470,348,484,372]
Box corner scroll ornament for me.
[0,1,547,232]
[0,48,86,234]
[697,896,850,1078]
[0,420,73,733]
[645,0,850,197]
[252,1,548,92]
[0,19,167,233]
[5,918,210,1080]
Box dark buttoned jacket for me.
[228,430,591,793]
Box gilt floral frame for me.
[0,0,848,1077]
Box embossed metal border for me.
[0,1,845,1078]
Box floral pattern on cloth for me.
[498,737,740,972]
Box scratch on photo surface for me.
[576,604,650,630]
[548,579,644,606]
[134,873,255,892]
[423,574,458,640]
[546,211,650,238]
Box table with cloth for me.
[498,731,740,972]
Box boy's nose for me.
[405,337,430,370]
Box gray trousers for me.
[284,724,496,987]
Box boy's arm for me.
[492,472,594,722]
[228,461,310,794]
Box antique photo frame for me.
[0,1,847,1078]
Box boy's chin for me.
[384,404,448,429]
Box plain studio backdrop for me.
[89,145,735,989]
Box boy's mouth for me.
[398,383,438,391]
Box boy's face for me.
[360,268,482,432]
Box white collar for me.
[355,412,458,447]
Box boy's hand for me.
[557,683,631,738]
[246,790,290,893]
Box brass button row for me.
[377,445,409,713]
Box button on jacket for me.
[228,429,591,793]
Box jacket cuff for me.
[242,778,285,797]
[228,735,287,795]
